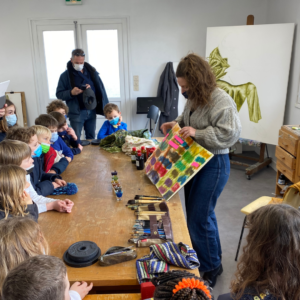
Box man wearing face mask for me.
[56,49,109,143]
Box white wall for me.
[255,0,300,171]
[266,0,300,125]
[0,0,268,129]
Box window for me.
[86,30,120,98]
[43,31,75,99]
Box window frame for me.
[29,17,131,129]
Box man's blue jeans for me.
[184,154,230,272]
[69,109,96,140]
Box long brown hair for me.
[176,53,217,109]
[0,217,49,291]
[231,204,300,300]
[0,165,28,218]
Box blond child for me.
[6,127,66,196]
[0,165,38,222]
[31,125,67,173]
[0,217,92,299]
[35,114,73,162]
[0,140,73,214]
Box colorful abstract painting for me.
[145,124,214,201]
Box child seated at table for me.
[0,217,92,299]
[31,125,68,174]
[0,165,38,222]
[218,204,300,300]
[0,140,73,214]
[49,111,83,155]
[97,103,127,140]
[6,127,65,197]
[35,114,74,163]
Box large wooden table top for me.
[39,144,198,289]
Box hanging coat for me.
[157,62,179,131]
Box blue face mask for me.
[65,115,67,120]
[32,145,42,158]
[50,132,59,143]
[182,91,188,99]
[6,114,17,127]
[109,117,119,126]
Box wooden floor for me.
[39,145,198,293]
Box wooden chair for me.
[235,182,300,261]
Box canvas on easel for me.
[206,23,294,145]
[5,92,28,127]
[145,123,214,201]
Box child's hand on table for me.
[78,144,83,151]
[47,200,74,213]
[66,156,72,163]
[70,281,93,299]
[54,178,67,187]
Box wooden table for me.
[39,145,198,293]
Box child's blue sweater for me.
[52,136,74,160]
[97,121,127,139]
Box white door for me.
[30,18,130,133]
[79,22,128,134]
[32,22,76,112]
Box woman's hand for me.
[179,126,196,139]
[160,121,177,135]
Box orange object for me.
[172,278,212,299]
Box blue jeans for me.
[184,154,230,272]
[69,109,96,140]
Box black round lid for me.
[63,241,101,268]
[91,139,101,145]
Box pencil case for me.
[99,246,137,266]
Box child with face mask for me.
[5,99,18,127]
[97,103,127,140]
[0,165,38,222]
[0,217,92,299]
[49,112,83,155]
[5,127,65,197]
[35,114,74,163]
[0,140,74,214]
[32,125,67,174]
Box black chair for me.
[145,105,161,136]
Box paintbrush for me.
[135,211,166,216]
[135,195,164,200]
[127,200,163,205]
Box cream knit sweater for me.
[175,88,242,154]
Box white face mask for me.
[73,64,84,71]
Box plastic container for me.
[131,147,137,164]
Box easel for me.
[229,15,272,180]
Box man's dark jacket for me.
[56,61,109,117]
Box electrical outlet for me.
[133,75,139,91]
